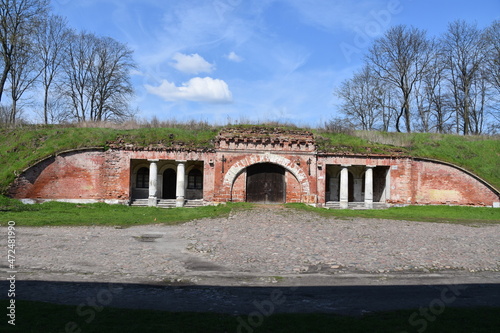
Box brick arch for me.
[222,153,310,201]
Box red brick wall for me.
[213,152,316,204]
[9,149,216,203]
[9,149,126,201]
[386,158,413,204]
[231,170,246,202]
[411,159,498,206]
[285,170,302,203]
[317,156,499,206]
[9,149,499,207]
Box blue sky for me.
[51,0,500,126]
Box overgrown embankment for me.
[0,125,218,194]
[0,124,499,194]
[315,130,500,191]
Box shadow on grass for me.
[1,280,499,333]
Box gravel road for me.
[4,206,499,286]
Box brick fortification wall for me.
[9,148,214,204]
[8,128,500,207]
[382,158,498,206]
[9,149,130,203]
[213,127,317,204]
[410,159,497,206]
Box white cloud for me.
[145,77,232,103]
[171,53,215,74]
[226,51,243,62]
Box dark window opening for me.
[136,167,149,188]
[188,169,203,190]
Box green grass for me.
[286,203,500,224]
[313,130,408,155]
[406,133,500,191]
[0,300,498,333]
[0,198,250,227]
[1,198,497,226]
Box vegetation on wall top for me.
[0,121,498,195]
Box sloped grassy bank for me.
[0,125,219,194]
[0,125,498,195]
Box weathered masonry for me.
[9,127,500,208]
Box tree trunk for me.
[0,65,10,104]
[43,86,49,124]
[9,98,17,125]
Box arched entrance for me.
[162,169,176,199]
[246,163,285,203]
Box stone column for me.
[176,161,186,207]
[365,165,375,209]
[339,165,350,209]
[148,159,159,207]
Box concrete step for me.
[130,199,148,207]
[130,199,204,208]
[325,201,389,210]
[325,201,340,209]
[184,199,204,208]
[349,202,367,210]
[158,199,176,208]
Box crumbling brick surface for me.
[8,131,499,207]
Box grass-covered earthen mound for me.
[0,122,499,194]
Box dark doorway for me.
[246,163,285,203]
[373,166,389,202]
[348,172,354,202]
[162,169,176,199]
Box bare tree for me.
[0,0,49,104]
[442,20,488,135]
[7,32,42,124]
[483,20,500,124]
[90,36,135,121]
[61,31,98,121]
[367,25,433,132]
[335,65,384,130]
[0,104,9,124]
[419,52,454,133]
[413,78,431,132]
[61,32,135,122]
[36,15,70,124]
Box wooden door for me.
[162,169,176,199]
[246,163,285,203]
